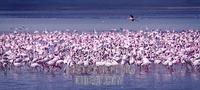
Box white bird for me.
[83,60,89,66]
[154,60,161,64]
[77,60,84,65]
[96,61,105,66]
[163,60,170,66]
[13,62,23,67]
[135,60,142,65]
[111,60,118,66]
[104,61,112,66]
[193,60,200,66]
[46,60,56,66]
[30,62,41,68]
[141,57,151,66]
[129,57,135,64]
[120,60,126,65]
[65,60,74,67]
[56,60,64,66]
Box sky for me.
[0,0,200,10]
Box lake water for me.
[1,9,200,90]
[0,9,200,33]
[0,65,200,90]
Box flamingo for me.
[141,57,151,66]
[162,58,174,72]
[141,57,151,71]
[129,56,135,65]
[1,29,200,73]
[111,60,118,66]
[77,60,84,65]
[192,59,200,71]
[13,61,23,71]
[104,61,113,67]
[55,60,64,66]
[96,61,105,66]
[83,60,89,66]
[154,60,161,64]
[30,62,42,71]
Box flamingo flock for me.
[0,30,200,72]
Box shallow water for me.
[0,65,200,90]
